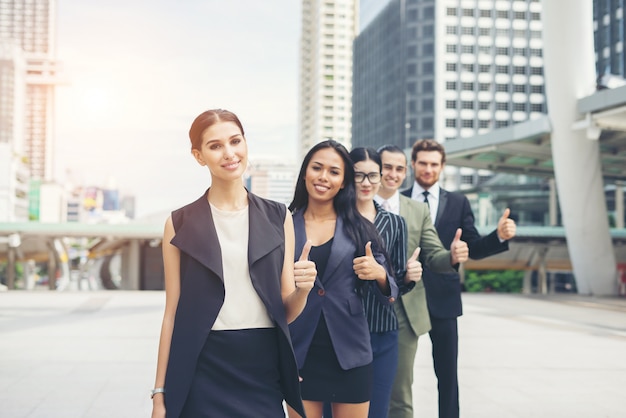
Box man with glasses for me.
[375,144,469,418]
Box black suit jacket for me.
[163,191,305,418]
[401,187,508,319]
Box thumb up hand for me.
[497,208,516,241]
[294,240,316,291]
[405,247,423,283]
[449,228,468,265]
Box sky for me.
[54,0,301,219]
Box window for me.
[530,85,544,94]
[513,11,526,20]
[496,84,509,92]
[479,101,490,110]
[461,119,474,128]
[496,65,509,74]
[496,102,509,111]
[530,67,544,75]
[461,175,474,185]
[446,119,457,127]
[423,25,434,37]
[407,63,417,75]
[462,63,475,72]
[461,101,474,109]
[513,66,526,75]
[461,82,475,90]
[479,28,491,37]
[446,44,458,53]
[461,45,475,54]
[496,10,509,19]
[423,43,434,54]
[479,83,491,91]
[479,64,491,73]
[446,100,457,109]
[480,9,491,18]
[446,7,457,16]
[446,81,458,90]
[423,61,434,73]
[496,47,509,56]
[479,120,491,128]
[513,102,526,111]
[495,120,509,128]
[513,84,526,93]
[422,80,433,93]
[530,103,544,112]
[422,117,433,130]
[462,27,475,35]
[446,63,458,72]
[446,26,458,35]
[462,8,475,17]
[529,48,543,57]
[422,98,434,111]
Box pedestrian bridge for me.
[1,222,625,294]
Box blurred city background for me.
[1,1,625,295]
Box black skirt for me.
[298,315,372,403]
[179,328,285,418]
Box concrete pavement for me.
[1,291,625,417]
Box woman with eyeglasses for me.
[347,147,423,418]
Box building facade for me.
[246,160,298,205]
[0,42,28,221]
[352,0,546,190]
[0,0,59,181]
[299,0,358,156]
[594,0,625,79]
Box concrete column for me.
[549,178,558,226]
[120,240,141,290]
[541,0,617,295]
[616,182,624,229]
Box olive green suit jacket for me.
[397,194,454,336]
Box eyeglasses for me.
[354,172,381,184]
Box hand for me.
[405,247,423,282]
[497,208,516,241]
[294,240,316,291]
[353,242,386,281]
[450,228,469,265]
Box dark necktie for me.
[422,190,430,207]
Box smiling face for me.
[380,150,408,194]
[411,150,444,189]
[191,121,247,182]
[304,147,345,204]
[353,159,381,204]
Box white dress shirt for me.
[410,181,440,223]
[374,191,401,215]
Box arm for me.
[353,241,399,302]
[281,210,314,323]
[151,217,181,417]
[393,216,417,294]
[417,209,456,273]
[460,199,510,260]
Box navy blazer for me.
[163,191,305,418]
[288,211,398,370]
[402,187,508,319]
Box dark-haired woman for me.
[286,140,398,418]
[151,109,315,418]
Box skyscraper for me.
[352,0,546,189]
[299,0,358,156]
[0,43,29,221]
[594,0,625,80]
[0,0,59,181]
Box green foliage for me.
[464,270,524,293]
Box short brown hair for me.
[410,139,446,164]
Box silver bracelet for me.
[150,387,166,399]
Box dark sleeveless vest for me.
[163,190,305,418]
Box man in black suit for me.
[401,139,516,418]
